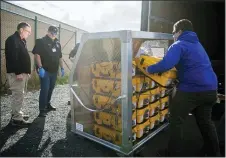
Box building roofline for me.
[2,0,88,32]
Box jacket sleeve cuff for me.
[146,66,152,74]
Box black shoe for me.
[11,114,29,121]
[47,104,56,111]
[22,114,29,121]
[38,110,47,117]
[11,119,31,127]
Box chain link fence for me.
[1,9,81,93]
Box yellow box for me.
[135,91,150,108]
[149,101,160,117]
[93,124,122,145]
[158,87,167,98]
[94,111,137,132]
[159,108,169,122]
[132,75,150,93]
[136,120,150,138]
[93,94,115,110]
[148,88,160,103]
[132,111,137,127]
[149,78,157,89]
[91,61,137,79]
[94,112,122,132]
[92,78,121,97]
[149,114,160,130]
[132,126,137,142]
[93,94,120,113]
[93,94,136,112]
[136,105,150,124]
[134,55,177,87]
[90,63,101,78]
[131,95,137,110]
[159,96,169,110]
[91,62,121,79]
[92,77,143,96]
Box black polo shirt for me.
[32,35,62,73]
[5,31,31,75]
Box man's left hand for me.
[61,68,65,77]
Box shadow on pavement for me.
[0,117,50,156]
[51,111,117,157]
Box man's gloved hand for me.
[38,67,45,78]
[61,68,65,77]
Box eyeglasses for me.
[23,29,31,34]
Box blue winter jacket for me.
[147,31,218,92]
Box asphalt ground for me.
[0,84,224,157]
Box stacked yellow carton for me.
[91,61,137,145]
[90,55,177,144]
[134,55,177,139]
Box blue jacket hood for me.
[177,31,199,43]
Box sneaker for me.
[46,104,56,111]
[11,119,31,127]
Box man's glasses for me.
[23,29,31,34]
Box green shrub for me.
[27,72,69,90]
[56,75,69,85]
[27,71,40,90]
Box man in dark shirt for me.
[32,26,64,117]
[5,22,32,126]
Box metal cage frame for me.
[69,30,173,156]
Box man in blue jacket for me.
[147,19,220,156]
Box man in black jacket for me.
[5,22,32,126]
[32,26,64,117]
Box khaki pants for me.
[7,73,29,121]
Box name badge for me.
[52,48,56,52]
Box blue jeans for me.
[39,71,57,111]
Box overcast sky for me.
[9,1,142,32]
